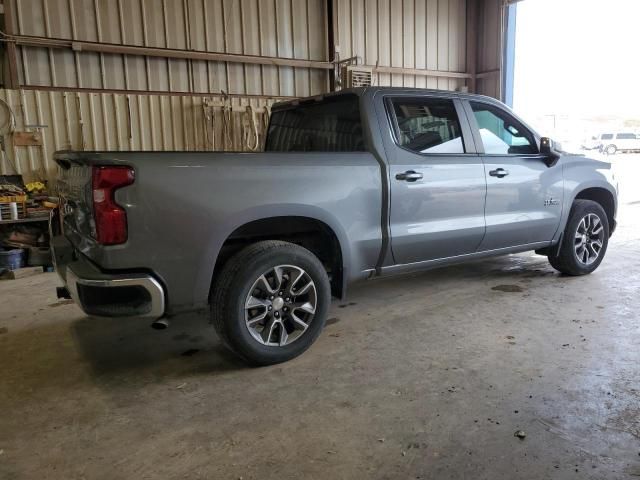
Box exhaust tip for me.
[151,318,169,330]
[56,286,71,299]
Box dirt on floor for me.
[1,155,639,479]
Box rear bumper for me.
[51,232,165,319]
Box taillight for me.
[91,166,135,245]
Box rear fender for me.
[195,204,352,305]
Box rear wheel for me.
[211,240,330,366]
[548,199,609,275]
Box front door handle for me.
[395,170,423,182]
[489,168,509,178]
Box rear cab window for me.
[387,97,466,154]
[265,94,365,152]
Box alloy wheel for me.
[244,265,317,346]
[574,213,605,265]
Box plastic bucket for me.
[0,248,26,271]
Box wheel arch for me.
[207,211,350,301]
[574,187,616,235]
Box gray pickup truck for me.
[52,87,618,365]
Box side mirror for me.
[540,137,560,167]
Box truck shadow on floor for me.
[2,254,585,398]
[71,254,575,379]
[69,310,247,378]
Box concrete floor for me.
[1,155,639,480]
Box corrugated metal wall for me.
[335,0,468,91]
[9,0,329,97]
[0,89,277,181]
[0,0,506,183]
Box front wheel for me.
[604,144,617,155]
[211,240,330,366]
[548,199,609,275]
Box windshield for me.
[265,94,365,152]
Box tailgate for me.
[55,155,94,241]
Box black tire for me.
[211,240,330,366]
[604,144,617,155]
[548,199,609,275]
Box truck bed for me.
[54,150,383,314]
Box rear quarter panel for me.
[70,152,382,313]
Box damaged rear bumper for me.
[51,233,166,319]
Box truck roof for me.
[271,86,502,111]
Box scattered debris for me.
[326,317,340,325]
[378,438,385,443]
[329,333,341,338]
[407,442,427,449]
[48,300,74,308]
[506,335,515,340]
[562,343,570,347]
[514,430,526,440]
[176,383,187,390]
[401,451,406,456]
[492,284,524,293]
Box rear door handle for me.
[489,168,509,178]
[395,170,423,182]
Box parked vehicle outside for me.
[51,87,618,365]
[585,132,640,154]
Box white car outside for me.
[593,132,640,154]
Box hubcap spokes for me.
[574,213,604,265]
[244,265,317,347]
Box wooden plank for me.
[12,131,43,146]
[1,266,43,280]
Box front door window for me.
[470,102,538,155]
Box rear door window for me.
[470,102,538,155]
[616,133,636,139]
[388,97,465,154]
